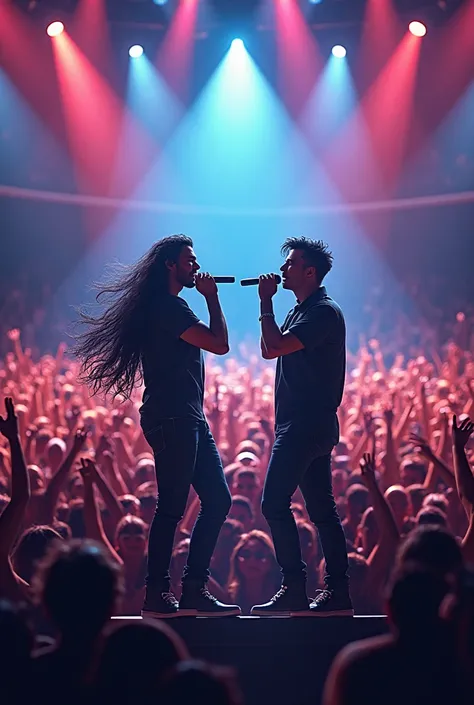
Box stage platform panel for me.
[113,615,389,705]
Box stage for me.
[114,615,389,705]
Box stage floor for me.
[113,615,389,705]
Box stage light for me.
[309,0,323,4]
[152,0,168,4]
[129,45,144,58]
[46,21,65,37]
[332,45,347,59]
[231,38,245,50]
[409,21,427,37]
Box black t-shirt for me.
[275,286,345,428]
[140,295,204,422]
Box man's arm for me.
[381,407,400,490]
[360,452,399,595]
[179,274,229,355]
[260,300,304,358]
[0,399,31,601]
[0,399,30,558]
[409,432,456,492]
[451,416,474,563]
[452,415,474,513]
[38,428,88,523]
[79,459,123,565]
[258,274,303,359]
[259,276,336,359]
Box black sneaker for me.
[251,584,311,617]
[179,586,241,617]
[309,588,354,617]
[141,590,180,619]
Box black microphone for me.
[213,276,236,284]
[240,275,281,287]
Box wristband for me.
[259,313,275,322]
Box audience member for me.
[31,540,123,705]
[94,619,188,705]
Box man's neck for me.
[294,283,321,305]
[169,279,183,296]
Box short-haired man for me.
[252,237,352,616]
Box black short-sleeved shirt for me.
[275,286,346,428]
[139,294,204,422]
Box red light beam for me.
[157,0,200,102]
[273,0,323,117]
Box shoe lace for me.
[161,591,178,605]
[271,586,288,602]
[200,588,218,603]
[312,589,332,606]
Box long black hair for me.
[72,235,193,399]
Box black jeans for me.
[142,417,232,591]
[261,420,348,590]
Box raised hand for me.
[96,434,113,459]
[0,397,19,441]
[79,457,97,484]
[66,405,82,430]
[409,432,435,459]
[368,338,380,351]
[363,411,375,435]
[195,272,218,299]
[383,406,394,426]
[72,427,89,453]
[360,452,376,484]
[452,415,474,449]
[258,274,279,301]
[7,329,20,342]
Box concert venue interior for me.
[0,2,473,705]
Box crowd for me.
[0,314,473,703]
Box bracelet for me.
[259,313,275,322]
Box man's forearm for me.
[453,443,474,509]
[260,298,283,350]
[206,294,228,347]
[9,436,30,501]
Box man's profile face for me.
[280,248,313,291]
[175,245,200,288]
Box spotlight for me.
[409,21,427,37]
[152,0,168,4]
[309,0,323,4]
[331,45,347,59]
[46,21,64,37]
[129,45,144,58]
[231,38,245,50]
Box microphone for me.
[240,275,281,287]
[213,276,236,284]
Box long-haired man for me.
[74,235,240,618]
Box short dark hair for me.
[281,237,333,282]
[231,495,254,519]
[416,507,447,527]
[396,526,463,577]
[34,539,123,635]
[387,565,450,634]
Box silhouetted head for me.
[96,619,188,705]
[33,540,123,641]
[387,565,451,641]
[13,525,62,583]
[161,661,243,705]
[396,526,463,579]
